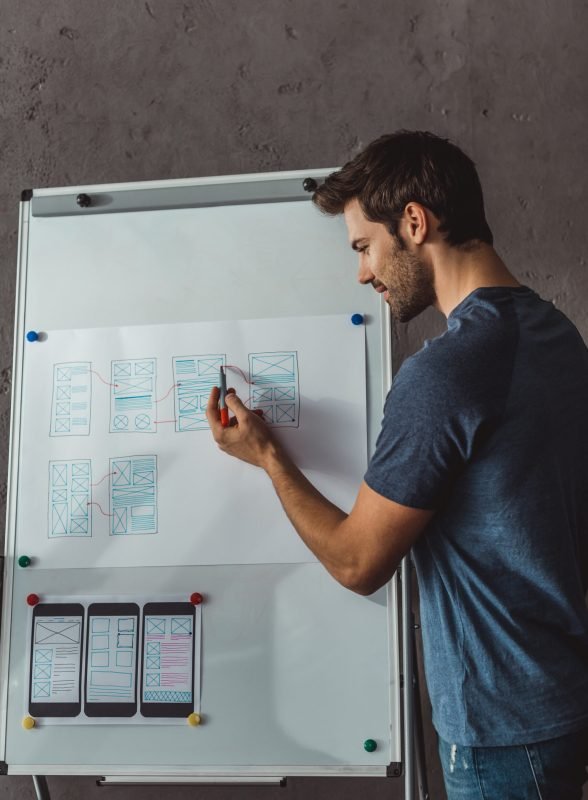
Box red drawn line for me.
[87,501,113,517]
[224,364,255,385]
[154,419,177,425]
[156,383,181,403]
[91,470,117,488]
[89,369,118,388]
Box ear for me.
[403,202,428,245]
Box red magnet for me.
[190,592,203,605]
[26,594,40,607]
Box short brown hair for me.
[313,130,493,247]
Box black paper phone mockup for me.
[84,602,140,717]
[29,602,84,717]
[140,602,195,718]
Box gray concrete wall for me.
[1,1,587,798]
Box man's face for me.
[343,198,436,323]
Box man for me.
[207,131,588,799]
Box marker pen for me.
[219,366,229,427]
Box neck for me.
[430,242,520,317]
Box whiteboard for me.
[1,170,401,778]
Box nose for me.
[357,255,375,286]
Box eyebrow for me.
[351,238,368,251]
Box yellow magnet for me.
[187,712,201,727]
[22,716,36,730]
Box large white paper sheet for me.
[18,315,367,569]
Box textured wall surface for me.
[1,1,587,798]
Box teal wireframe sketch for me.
[142,611,193,704]
[249,351,300,427]
[48,460,92,537]
[32,615,82,702]
[110,358,157,433]
[109,455,157,535]
[32,649,53,699]
[143,690,191,702]
[87,615,136,702]
[172,354,226,431]
[50,362,91,436]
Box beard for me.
[381,237,437,323]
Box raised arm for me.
[206,388,433,594]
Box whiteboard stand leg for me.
[401,556,415,800]
[412,619,430,800]
[401,556,430,800]
[32,775,51,800]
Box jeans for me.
[439,727,588,799]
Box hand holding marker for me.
[217,365,264,426]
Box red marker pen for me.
[219,366,229,427]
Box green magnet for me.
[364,739,377,752]
[18,555,31,568]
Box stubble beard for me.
[383,241,437,323]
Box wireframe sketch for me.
[110,455,158,535]
[110,358,157,433]
[48,460,92,538]
[32,616,82,703]
[142,614,193,703]
[86,615,137,703]
[50,362,91,436]
[172,354,225,431]
[249,351,300,427]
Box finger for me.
[225,391,250,423]
[252,409,264,418]
[206,385,220,417]
[206,386,223,433]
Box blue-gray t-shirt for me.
[365,286,588,746]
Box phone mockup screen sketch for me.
[84,602,140,717]
[140,602,195,717]
[29,603,84,717]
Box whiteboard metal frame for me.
[1,170,409,787]
[29,168,335,218]
[0,199,30,762]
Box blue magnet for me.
[351,313,364,326]
[26,331,39,342]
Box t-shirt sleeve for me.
[364,349,490,509]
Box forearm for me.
[264,446,359,586]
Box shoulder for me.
[391,301,520,411]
